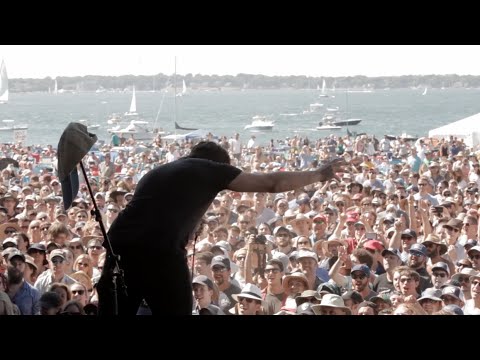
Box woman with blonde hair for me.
[27,220,43,244]
[73,254,100,279]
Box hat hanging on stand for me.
[57,122,126,315]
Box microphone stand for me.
[79,161,126,315]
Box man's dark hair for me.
[267,259,284,273]
[187,141,231,164]
[352,248,374,268]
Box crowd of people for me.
[1,130,480,315]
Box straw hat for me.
[311,294,352,315]
[282,271,309,293]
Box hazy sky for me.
[1,45,480,79]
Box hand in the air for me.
[318,158,347,182]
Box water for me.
[1,88,479,146]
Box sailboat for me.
[319,78,329,97]
[176,79,187,97]
[167,57,208,140]
[422,87,428,96]
[54,78,58,95]
[124,85,139,116]
[0,59,9,104]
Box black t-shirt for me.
[108,157,242,254]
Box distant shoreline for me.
[6,73,480,93]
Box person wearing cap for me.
[27,243,48,276]
[373,247,403,293]
[310,214,328,244]
[426,261,450,290]
[392,228,417,263]
[282,270,309,300]
[451,267,477,302]
[6,259,41,315]
[421,233,455,275]
[271,226,294,258]
[440,285,465,308]
[0,192,18,218]
[349,264,377,301]
[407,243,433,292]
[192,275,224,315]
[97,141,344,315]
[210,255,241,313]
[363,240,386,275]
[230,283,264,315]
[296,250,325,290]
[23,254,38,286]
[417,288,443,314]
[34,249,77,295]
[311,294,352,315]
[2,236,18,250]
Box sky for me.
[1,45,480,79]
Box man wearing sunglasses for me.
[350,264,377,301]
[34,249,76,295]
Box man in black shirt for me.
[97,141,344,315]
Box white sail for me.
[0,59,9,104]
[319,78,329,97]
[129,86,137,113]
[124,85,138,116]
[54,79,58,95]
[182,80,187,95]
[422,87,428,96]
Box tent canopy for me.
[428,112,480,148]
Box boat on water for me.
[318,113,362,127]
[0,119,28,131]
[124,86,139,116]
[385,133,418,142]
[0,59,9,104]
[78,119,100,130]
[319,79,329,98]
[175,80,188,97]
[108,120,159,141]
[316,123,342,131]
[244,116,274,131]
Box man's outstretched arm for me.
[227,158,344,193]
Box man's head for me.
[187,141,231,164]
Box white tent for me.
[428,112,480,148]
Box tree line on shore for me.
[8,73,480,93]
